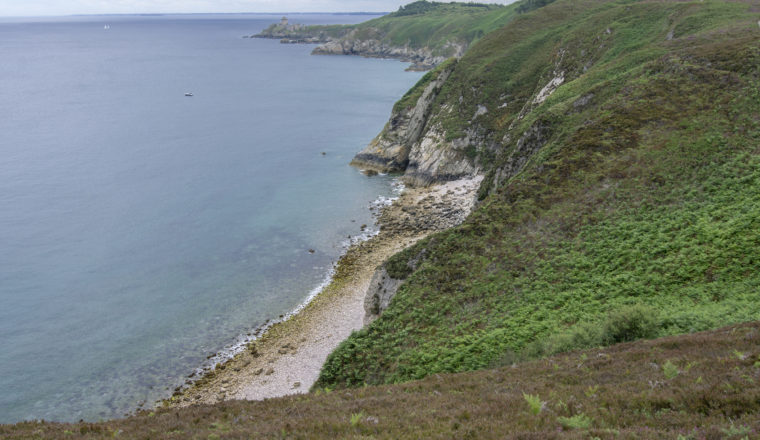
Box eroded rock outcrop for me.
[403,127,482,187]
[350,62,455,173]
[362,176,482,323]
[363,268,404,324]
[350,59,484,187]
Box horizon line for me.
[0,11,390,19]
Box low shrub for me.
[557,413,593,430]
[601,304,660,344]
[526,304,662,358]
[523,393,544,415]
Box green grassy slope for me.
[316,0,760,388]
[4,322,760,438]
[3,1,760,436]
[260,1,522,58]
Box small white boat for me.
[104,25,110,30]
[184,92,194,97]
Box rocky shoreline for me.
[311,36,463,71]
[164,175,482,408]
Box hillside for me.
[3,0,759,435]
[4,322,760,438]
[318,0,760,388]
[254,1,523,70]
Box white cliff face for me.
[350,63,455,173]
[351,61,482,186]
[403,128,481,187]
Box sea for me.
[0,13,423,423]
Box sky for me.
[0,0,512,17]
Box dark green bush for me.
[601,304,660,344]
[525,305,661,358]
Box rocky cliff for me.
[349,59,487,187]
[349,13,614,190]
[350,60,455,174]
[312,33,466,71]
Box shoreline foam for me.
[164,175,483,408]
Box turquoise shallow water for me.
[0,13,423,423]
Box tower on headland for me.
[280,17,289,26]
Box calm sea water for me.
[0,13,422,423]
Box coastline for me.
[165,175,483,407]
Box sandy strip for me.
[165,175,483,407]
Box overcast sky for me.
[0,0,512,17]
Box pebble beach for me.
[167,175,483,407]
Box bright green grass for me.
[315,0,760,388]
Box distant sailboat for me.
[104,25,110,30]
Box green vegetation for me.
[663,360,680,380]
[557,413,593,430]
[526,304,661,358]
[263,1,521,58]
[349,411,366,427]
[523,393,544,415]
[4,0,760,435]
[316,0,760,389]
[356,1,514,54]
[4,323,760,438]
